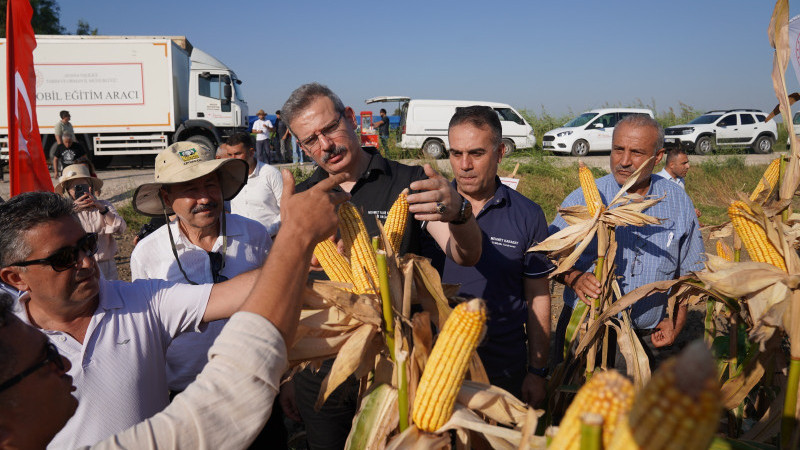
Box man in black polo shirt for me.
[281,82,482,450]
[424,106,554,406]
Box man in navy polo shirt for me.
[425,105,554,405]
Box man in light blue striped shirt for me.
[550,114,705,366]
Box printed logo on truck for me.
[177,149,201,164]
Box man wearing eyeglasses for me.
[281,83,483,450]
[0,172,351,449]
[549,114,705,369]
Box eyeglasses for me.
[208,251,228,284]
[298,113,346,151]
[0,343,65,393]
[8,233,98,272]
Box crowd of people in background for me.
[0,82,705,449]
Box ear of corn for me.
[579,162,604,216]
[384,189,409,254]
[608,341,720,450]
[338,202,379,294]
[715,240,733,262]
[549,370,634,450]
[412,298,486,432]
[313,239,355,290]
[727,201,786,271]
[749,157,780,201]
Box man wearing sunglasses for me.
[281,83,484,450]
[0,190,267,448]
[0,171,351,449]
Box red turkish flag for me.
[6,0,53,195]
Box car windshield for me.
[793,113,800,125]
[564,112,597,128]
[689,114,722,125]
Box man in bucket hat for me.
[129,141,287,445]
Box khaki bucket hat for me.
[132,141,248,217]
[55,164,103,195]
[256,109,266,116]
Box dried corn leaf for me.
[316,324,379,409]
[457,380,534,426]
[410,256,453,328]
[385,425,450,450]
[440,405,548,450]
[310,281,383,326]
[608,316,651,389]
[289,331,358,363]
[770,0,800,200]
[467,353,490,385]
[720,345,769,410]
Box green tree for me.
[76,19,97,35]
[0,0,66,37]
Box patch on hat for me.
[177,148,201,164]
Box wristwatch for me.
[527,365,549,377]
[450,196,473,225]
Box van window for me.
[198,74,222,100]
[589,113,616,129]
[565,112,596,128]
[495,108,525,125]
[717,115,737,127]
[739,114,755,125]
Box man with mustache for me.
[282,83,483,450]
[130,142,288,445]
[549,114,704,368]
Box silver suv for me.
[664,109,777,155]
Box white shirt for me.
[252,118,273,141]
[656,167,685,189]
[83,312,287,450]
[230,160,283,236]
[130,213,271,390]
[14,278,213,449]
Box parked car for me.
[664,109,777,155]
[542,108,654,156]
[365,96,536,158]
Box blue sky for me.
[58,1,800,119]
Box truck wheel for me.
[422,140,445,159]
[502,139,516,156]
[694,136,713,155]
[571,139,589,156]
[752,135,774,154]
[186,135,215,152]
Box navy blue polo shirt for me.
[424,178,554,378]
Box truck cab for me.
[188,48,248,140]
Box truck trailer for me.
[0,35,249,168]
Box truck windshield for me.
[233,79,246,102]
[564,112,596,128]
[689,114,721,125]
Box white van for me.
[542,108,654,156]
[366,96,536,158]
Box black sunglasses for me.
[0,343,65,392]
[9,233,98,272]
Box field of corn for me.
[277,1,800,448]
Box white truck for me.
[0,35,249,168]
